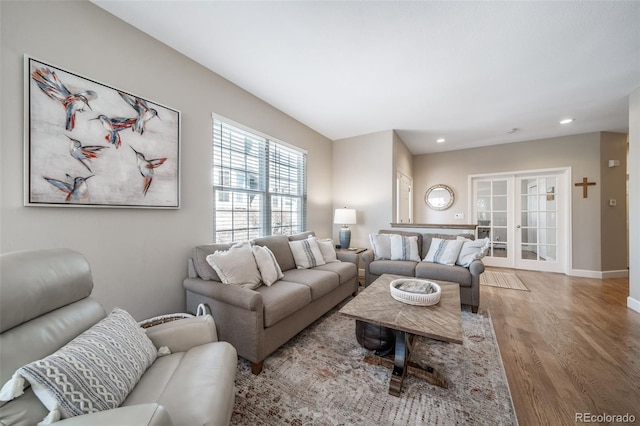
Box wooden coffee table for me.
[339,273,463,396]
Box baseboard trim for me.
[570,269,629,279]
[628,296,640,313]
[602,270,630,279]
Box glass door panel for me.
[515,175,562,271]
[473,178,512,267]
[473,170,565,273]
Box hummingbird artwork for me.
[43,174,93,202]
[92,114,136,148]
[119,91,160,135]
[130,146,167,196]
[31,67,97,131]
[67,136,108,173]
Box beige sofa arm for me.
[55,403,172,426]
[145,315,218,352]
[361,249,374,286]
[336,251,358,265]
[183,277,263,311]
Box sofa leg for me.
[472,306,479,314]
[250,360,264,375]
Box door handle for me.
[516,225,521,229]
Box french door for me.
[472,169,568,273]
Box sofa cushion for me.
[313,262,357,284]
[282,268,340,300]
[369,260,417,278]
[390,234,421,262]
[253,235,297,272]
[423,238,464,266]
[206,242,262,289]
[193,244,231,281]
[256,281,312,327]
[415,262,472,287]
[11,308,157,420]
[289,238,326,269]
[252,245,284,286]
[122,342,237,426]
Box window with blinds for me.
[213,118,307,243]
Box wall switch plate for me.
[609,199,617,207]
[454,213,464,219]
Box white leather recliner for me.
[0,248,237,426]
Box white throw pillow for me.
[456,237,490,267]
[369,234,392,260]
[309,236,338,263]
[423,238,465,266]
[252,245,284,286]
[206,241,262,289]
[289,238,326,269]
[1,309,157,422]
[390,234,421,262]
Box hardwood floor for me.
[482,267,640,425]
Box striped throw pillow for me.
[423,238,464,266]
[390,234,421,262]
[289,238,326,269]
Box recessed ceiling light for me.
[506,128,518,134]
[436,138,445,143]
[560,118,575,124]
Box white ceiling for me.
[91,1,640,155]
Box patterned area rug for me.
[480,271,529,291]
[231,304,517,425]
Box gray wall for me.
[0,1,334,320]
[412,132,629,273]
[629,88,640,311]
[332,130,393,248]
[600,132,629,272]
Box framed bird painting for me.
[24,56,181,208]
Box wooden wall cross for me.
[575,177,596,198]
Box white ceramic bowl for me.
[389,278,441,306]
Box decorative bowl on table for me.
[389,278,441,306]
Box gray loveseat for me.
[0,248,237,426]
[363,230,485,313]
[183,231,359,374]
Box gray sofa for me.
[363,230,484,313]
[0,248,237,426]
[183,231,359,374]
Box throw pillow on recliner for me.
[0,309,157,423]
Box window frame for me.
[212,114,307,243]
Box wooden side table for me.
[336,247,366,255]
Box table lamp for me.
[334,208,357,249]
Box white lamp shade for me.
[334,208,356,225]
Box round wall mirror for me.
[425,184,455,210]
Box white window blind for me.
[213,118,306,243]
